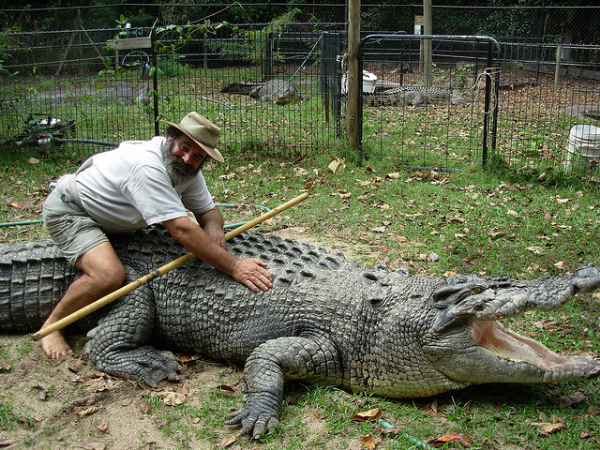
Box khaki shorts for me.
[42,188,108,266]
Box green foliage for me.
[209,8,303,65]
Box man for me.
[40,112,272,359]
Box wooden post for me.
[554,44,563,86]
[423,0,432,87]
[347,0,361,151]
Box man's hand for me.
[232,258,272,293]
[203,223,226,248]
[196,208,226,248]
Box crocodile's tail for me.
[0,240,76,333]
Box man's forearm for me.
[197,207,224,229]
[163,216,236,274]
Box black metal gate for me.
[351,34,500,170]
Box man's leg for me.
[40,242,126,359]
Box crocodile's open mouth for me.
[471,320,573,368]
[424,318,600,385]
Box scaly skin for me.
[1,227,599,439]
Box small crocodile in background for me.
[363,85,478,107]
[1,228,599,439]
[221,79,307,105]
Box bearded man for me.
[40,112,272,359]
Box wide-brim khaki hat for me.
[161,112,224,163]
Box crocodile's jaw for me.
[424,319,600,385]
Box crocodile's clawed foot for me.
[88,344,182,388]
[224,402,280,439]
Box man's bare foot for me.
[40,331,72,359]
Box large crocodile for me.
[363,85,477,107]
[1,227,599,439]
[221,79,306,105]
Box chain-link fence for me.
[1,3,600,179]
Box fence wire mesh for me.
[1,3,600,181]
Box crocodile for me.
[1,228,599,439]
[363,85,477,107]
[221,79,306,105]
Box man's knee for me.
[98,264,126,292]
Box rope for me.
[473,66,500,116]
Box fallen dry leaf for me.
[487,229,506,239]
[121,397,133,406]
[311,408,325,420]
[69,359,83,373]
[0,439,16,447]
[553,261,570,271]
[428,433,472,447]
[361,433,377,450]
[179,354,199,363]
[217,384,237,395]
[75,405,104,418]
[351,408,382,422]
[531,319,557,329]
[527,246,546,255]
[96,422,108,433]
[36,384,47,401]
[530,421,564,435]
[8,202,21,208]
[293,167,308,176]
[157,391,186,406]
[328,158,346,174]
[221,436,236,447]
[331,189,351,198]
[556,391,587,407]
[85,377,109,393]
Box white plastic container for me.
[361,70,377,93]
[564,125,600,176]
[341,70,378,95]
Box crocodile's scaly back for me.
[0,240,76,332]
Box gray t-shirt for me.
[61,136,214,234]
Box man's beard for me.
[161,138,204,186]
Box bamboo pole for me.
[32,193,309,341]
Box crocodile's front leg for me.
[225,335,343,439]
[84,267,181,387]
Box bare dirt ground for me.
[0,227,366,450]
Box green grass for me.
[1,115,599,449]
